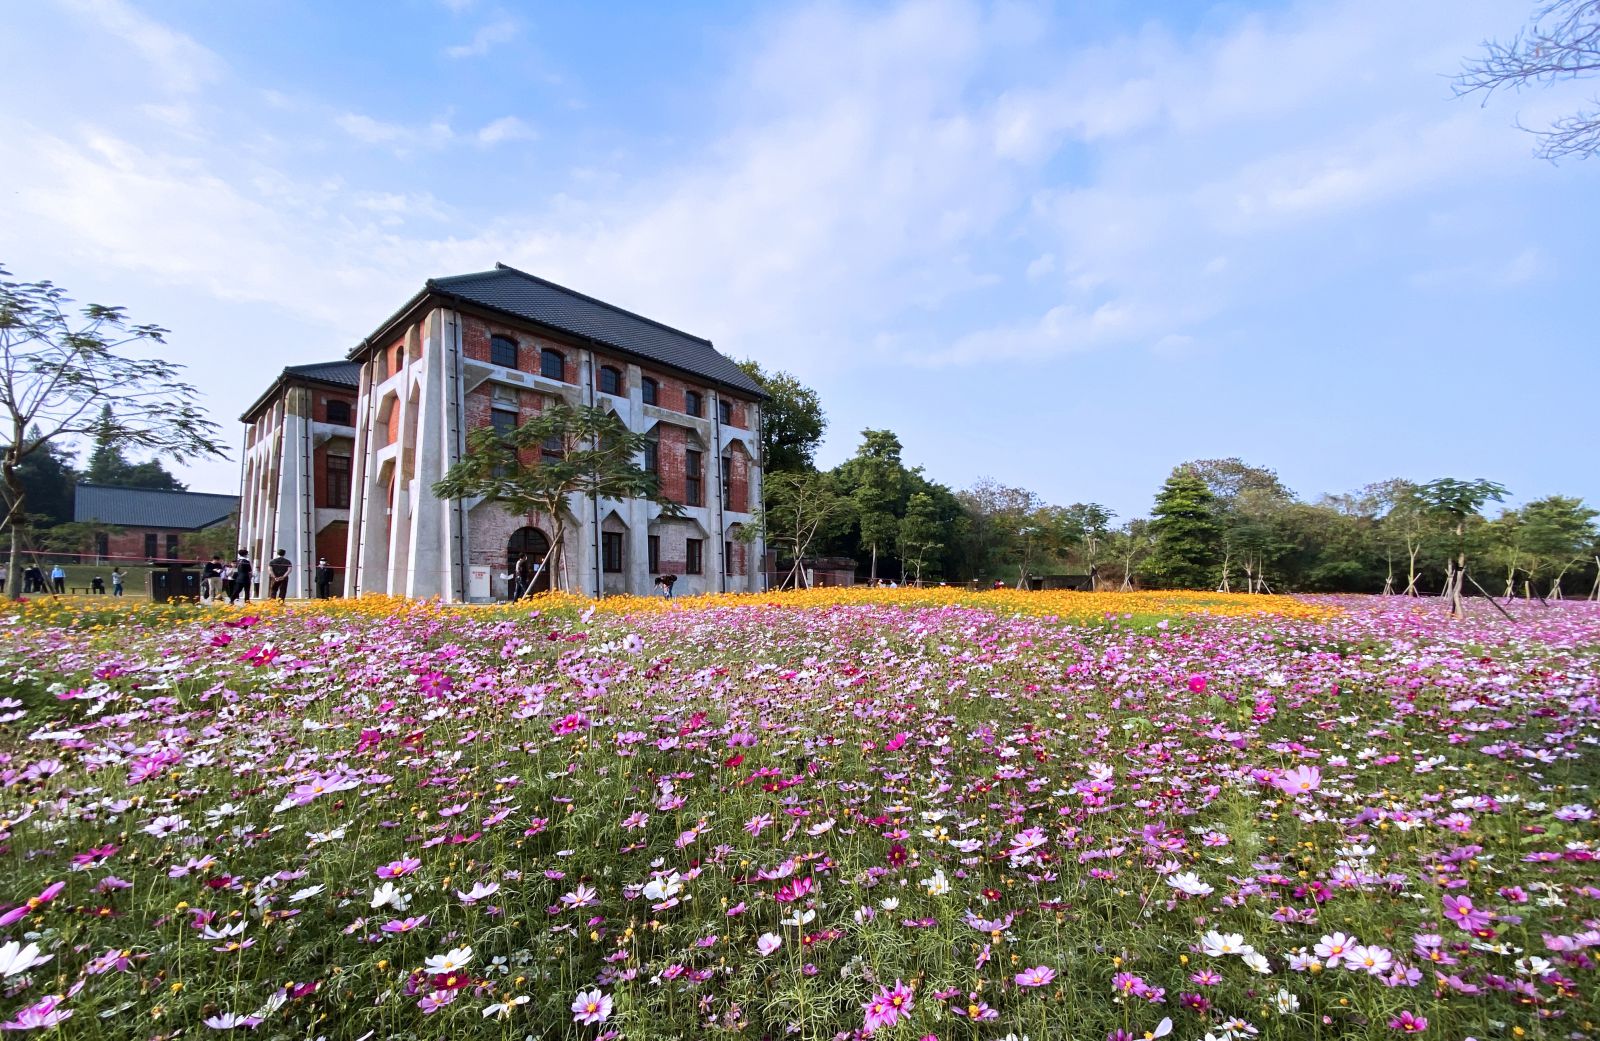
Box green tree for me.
[1107,518,1153,590]
[956,478,1041,582]
[1418,477,1508,614]
[734,360,826,474]
[1144,467,1223,589]
[0,266,226,597]
[1183,458,1294,592]
[845,429,906,583]
[1060,503,1115,587]
[1517,495,1598,598]
[0,424,77,530]
[897,491,944,586]
[432,401,677,594]
[84,404,187,490]
[746,469,854,589]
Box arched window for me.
[540,348,565,381]
[599,365,622,396]
[641,377,658,405]
[490,335,518,369]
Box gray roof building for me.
[74,485,238,530]
[354,263,766,398]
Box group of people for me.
[198,550,338,603]
[2,563,69,594]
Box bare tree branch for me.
[1455,0,1600,160]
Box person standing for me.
[315,558,334,598]
[230,550,253,604]
[0,562,7,593]
[513,553,533,600]
[50,564,66,594]
[267,549,292,600]
[111,567,125,597]
[202,556,223,601]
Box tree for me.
[1108,518,1153,590]
[432,401,677,593]
[1061,503,1115,587]
[734,360,826,474]
[897,491,943,585]
[1183,458,1294,592]
[1144,468,1223,589]
[1,266,226,597]
[1456,0,1600,161]
[1517,495,1598,597]
[956,478,1041,581]
[0,425,76,530]
[747,469,854,589]
[84,404,187,490]
[1418,478,1508,614]
[845,429,906,583]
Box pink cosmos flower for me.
[571,988,612,1026]
[1187,675,1207,693]
[1441,895,1491,932]
[1275,765,1321,796]
[1015,965,1056,988]
[376,857,421,879]
[1,994,73,1030]
[862,981,914,1034]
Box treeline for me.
[740,364,1599,595]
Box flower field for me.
[0,593,1597,1040]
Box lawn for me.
[0,591,1595,1039]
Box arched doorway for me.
[507,526,553,595]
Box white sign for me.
[468,565,491,600]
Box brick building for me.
[238,362,360,597]
[243,264,766,601]
[73,485,238,562]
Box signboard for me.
[468,565,491,600]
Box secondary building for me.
[240,263,766,601]
[73,485,238,562]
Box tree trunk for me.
[2,454,23,600]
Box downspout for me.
[449,311,469,602]
[713,391,725,594]
[584,344,601,599]
[301,389,314,598]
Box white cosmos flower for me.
[1242,951,1272,975]
[1200,931,1253,957]
[288,885,325,903]
[1166,872,1214,897]
[483,995,529,1018]
[780,908,816,928]
[920,869,951,896]
[756,932,782,956]
[1275,988,1299,1013]
[424,946,474,974]
[370,881,409,911]
[0,941,51,978]
[642,872,683,902]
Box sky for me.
[1,0,1595,522]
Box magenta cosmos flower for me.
[862,980,914,1034]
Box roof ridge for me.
[486,262,716,346]
[77,483,237,498]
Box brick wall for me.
[725,442,750,513]
[315,521,348,572]
[655,424,688,503]
[313,437,355,508]
[100,528,198,562]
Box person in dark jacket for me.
[230,551,253,605]
[315,558,335,598]
[267,550,292,600]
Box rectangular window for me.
[684,390,703,417]
[490,408,518,439]
[685,449,703,506]
[719,399,733,425]
[326,453,352,509]
[326,399,352,425]
[721,454,731,506]
[686,538,703,575]
[166,534,180,558]
[541,431,565,460]
[643,440,658,474]
[144,533,158,559]
[725,540,735,574]
[648,534,660,574]
[641,378,658,405]
[602,532,624,573]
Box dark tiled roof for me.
[284,361,360,388]
[427,264,766,398]
[74,485,238,530]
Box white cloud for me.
[335,113,455,151]
[58,0,223,94]
[445,15,519,58]
[476,115,535,146]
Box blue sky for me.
[1,0,1595,521]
